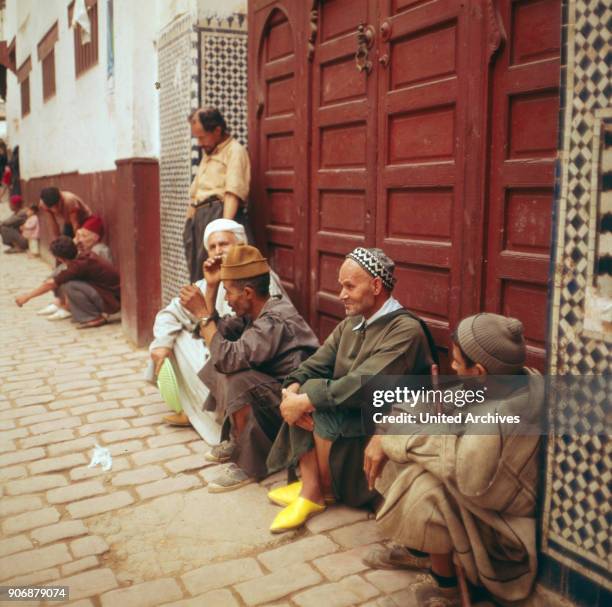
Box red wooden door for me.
[250,4,310,315]
[376,0,473,361]
[309,0,380,337]
[483,0,561,369]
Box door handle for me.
[355,23,375,74]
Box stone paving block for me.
[54,569,118,601]
[86,408,138,423]
[234,563,323,606]
[4,566,60,586]
[0,447,45,468]
[28,416,81,435]
[0,439,15,453]
[100,578,183,607]
[31,520,88,545]
[0,535,32,558]
[48,436,97,457]
[106,439,144,456]
[0,464,26,480]
[112,465,167,486]
[66,600,95,607]
[14,394,55,407]
[198,464,225,483]
[306,505,369,534]
[292,574,379,607]
[162,589,239,607]
[365,569,421,593]
[70,401,120,416]
[47,480,106,504]
[70,457,130,481]
[100,389,141,401]
[67,491,134,518]
[189,440,211,454]
[0,405,47,421]
[0,543,72,580]
[61,556,99,577]
[0,427,29,441]
[131,444,191,466]
[97,368,140,379]
[29,453,87,475]
[164,454,208,474]
[20,410,65,426]
[0,420,16,430]
[258,535,338,572]
[20,429,75,449]
[136,474,201,500]
[2,507,61,534]
[139,403,171,416]
[49,394,98,411]
[313,543,383,582]
[122,394,165,408]
[100,427,154,443]
[54,380,102,393]
[70,536,110,558]
[182,557,263,596]
[329,520,383,549]
[147,429,199,448]
[78,420,131,436]
[131,413,166,427]
[0,495,43,517]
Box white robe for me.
[145,273,285,445]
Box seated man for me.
[15,236,120,329]
[39,187,92,238]
[266,247,436,533]
[146,219,285,443]
[179,244,319,492]
[366,313,542,606]
[1,195,28,253]
[74,215,113,263]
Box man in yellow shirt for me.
[184,107,251,282]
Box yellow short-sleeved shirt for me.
[189,137,251,205]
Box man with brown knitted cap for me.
[365,313,543,605]
[179,244,318,491]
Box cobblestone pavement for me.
[0,243,571,607]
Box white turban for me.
[203,219,247,250]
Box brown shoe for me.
[362,545,431,571]
[163,412,191,426]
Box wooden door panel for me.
[255,8,302,308]
[484,0,561,370]
[310,0,378,336]
[378,0,469,363]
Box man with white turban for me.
[146,219,285,443]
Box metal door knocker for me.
[355,24,375,74]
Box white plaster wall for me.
[5,0,160,179]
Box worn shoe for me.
[411,574,460,607]
[37,303,59,316]
[163,412,191,426]
[47,308,72,321]
[76,317,108,329]
[267,481,303,506]
[204,440,235,463]
[269,496,325,533]
[207,464,253,493]
[362,545,431,571]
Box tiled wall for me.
[157,12,247,305]
[542,0,611,600]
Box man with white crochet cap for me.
[146,219,284,443]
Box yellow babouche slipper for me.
[267,481,303,506]
[270,497,325,533]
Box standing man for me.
[266,247,437,532]
[39,187,92,238]
[184,107,251,282]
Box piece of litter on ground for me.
[88,444,113,471]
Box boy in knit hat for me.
[364,313,543,606]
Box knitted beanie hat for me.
[456,313,526,374]
[220,244,270,280]
[82,215,104,238]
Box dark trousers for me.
[0,226,27,250]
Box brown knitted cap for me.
[456,313,526,374]
[220,244,270,280]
